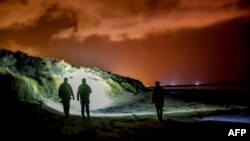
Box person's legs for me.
[63,103,69,118]
[156,102,164,121]
[81,103,86,118]
[159,107,163,121]
[157,108,160,120]
[159,102,164,121]
[86,104,90,118]
[155,103,161,120]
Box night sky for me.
[0,0,250,86]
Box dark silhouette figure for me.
[152,81,165,121]
[58,77,74,118]
[77,78,92,118]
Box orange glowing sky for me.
[0,0,250,85]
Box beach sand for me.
[2,93,249,140]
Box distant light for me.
[170,82,176,86]
[195,81,200,86]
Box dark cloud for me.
[0,0,27,4]
[1,0,249,41]
[63,0,250,41]
[0,4,78,47]
[0,0,249,84]
[97,0,180,16]
[237,0,250,9]
[54,16,250,84]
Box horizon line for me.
[146,81,249,88]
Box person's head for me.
[64,77,68,83]
[155,81,160,86]
[82,78,86,83]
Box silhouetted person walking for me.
[77,78,92,118]
[58,77,74,118]
[152,81,165,121]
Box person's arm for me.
[152,89,155,103]
[69,85,74,100]
[162,87,166,98]
[77,86,80,101]
[88,85,92,94]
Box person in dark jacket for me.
[152,81,165,121]
[77,78,92,118]
[58,77,74,118]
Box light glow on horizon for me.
[170,82,177,86]
[195,81,201,86]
